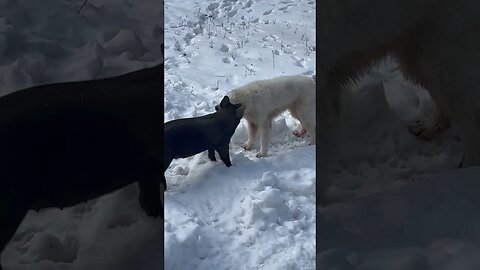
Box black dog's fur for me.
[0,64,164,269]
[164,96,244,175]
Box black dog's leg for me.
[208,149,216,161]
[0,195,28,269]
[217,144,232,167]
[138,179,163,219]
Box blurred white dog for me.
[317,0,480,203]
[223,75,315,157]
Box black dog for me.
[0,64,164,269]
[164,96,244,176]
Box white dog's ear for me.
[235,105,245,119]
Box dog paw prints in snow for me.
[279,5,293,11]
[263,9,273,15]
[165,207,218,268]
[228,9,239,17]
[230,170,315,268]
[165,223,212,263]
[244,0,254,8]
[184,33,196,45]
[220,43,230,52]
[240,170,315,232]
[208,2,220,12]
[174,165,190,176]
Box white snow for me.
[0,0,162,269]
[164,0,315,269]
[318,57,480,269]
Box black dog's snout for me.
[215,105,219,111]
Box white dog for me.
[317,0,480,202]
[225,75,315,157]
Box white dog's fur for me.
[227,75,315,157]
[318,0,480,202]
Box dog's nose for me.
[215,105,219,111]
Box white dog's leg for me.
[256,120,272,158]
[289,107,307,137]
[289,104,315,144]
[243,120,257,150]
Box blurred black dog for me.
[164,96,244,177]
[0,64,163,269]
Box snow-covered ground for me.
[0,0,162,269]
[318,58,480,269]
[164,0,315,269]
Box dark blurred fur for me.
[0,65,164,269]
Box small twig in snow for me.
[272,50,276,69]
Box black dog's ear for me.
[220,96,230,108]
[235,105,245,119]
